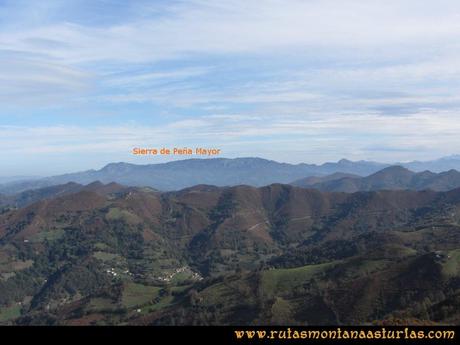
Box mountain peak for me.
[374,165,414,175]
[85,181,104,188]
[100,162,137,174]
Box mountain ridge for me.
[293,166,460,192]
[2,155,460,195]
[0,157,388,194]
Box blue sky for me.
[1,0,460,176]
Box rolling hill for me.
[291,172,360,188]
[0,182,459,325]
[292,166,460,192]
[0,182,131,209]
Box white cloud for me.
[2,108,460,174]
[1,0,460,67]
[105,67,211,88]
[1,0,460,107]
[0,54,91,105]
[1,0,460,172]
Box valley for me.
[0,182,458,325]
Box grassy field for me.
[121,282,161,308]
[94,242,110,250]
[339,259,391,280]
[261,262,336,296]
[145,295,175,312]
[198,282,230,305]
[0,304,21,323]
[86,297,118,312]
[93,251,121,262]
[106,208,141,224]
[0,259,33,275]
[270,297,293,323]
[442,249,460,277]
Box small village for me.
[154,266,203,283]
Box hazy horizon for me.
[2,153,460,179]
[2,1,460,175]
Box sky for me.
[1,0,460,176]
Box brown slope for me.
[0,182,83,209]
[290,172,360,188]
[0,190,107,241]
[320,189,441,241]
[312,166,415,192]
[424,170,460,191]
[306,166,460,193]
[1,183,460,325]
[80,181,127,195]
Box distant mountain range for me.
[0,176,40,184]
[291,166,460,192]
[2,155,460,194]
[2,165,460,211]
[403,154,460,172]
[0,157,387,194]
